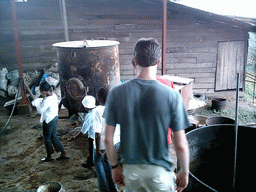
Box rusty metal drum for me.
[53,40,120,115]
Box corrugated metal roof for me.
[1,0,254,31]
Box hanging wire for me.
[0,78,22,135]
[189,172,218,192]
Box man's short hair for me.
[133,38,161,67]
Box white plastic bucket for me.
[37,181,65,192]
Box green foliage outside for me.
[247,33,256,73]
[245,32,256,104]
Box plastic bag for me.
[0,68,8,91]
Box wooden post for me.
[10,0,29,106]
[162,0,167,75]
[59,0,69,41]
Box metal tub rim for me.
[185,125,256,191]
[52,40,120,48]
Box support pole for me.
[162,0,167,75]
[10,0,29,106]
[59,0,69,41]
[233,73,240,189]
[253,79,255,104]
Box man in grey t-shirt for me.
[104,38,190,192]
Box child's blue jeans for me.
[94,143,119,192]
[42,116,64,157]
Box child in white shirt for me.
[32,81,68,162]
[93,87,120,192]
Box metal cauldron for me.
[206,116,235,126]
[53,40,120,115]
[184,125,256,191]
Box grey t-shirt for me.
[103,78,190,171]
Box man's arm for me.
[105,124,124,186]
[173,130,190,192]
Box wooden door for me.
[215,41,245,91]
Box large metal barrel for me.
[53,40,120,115]
[185,125,256,191]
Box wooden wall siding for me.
[215,41,245,91]
[0,0,250,93]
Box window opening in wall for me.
[15,0,27,2]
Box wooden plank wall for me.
[0,0,64,71]
[0,0,248,93]
[215,41,245,91]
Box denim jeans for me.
[42,116,64,156]
[94,143,119,192]
[86,138,94,166]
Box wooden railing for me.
[245,72,256,104]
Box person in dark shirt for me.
[104,38,190,192]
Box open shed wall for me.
[101,15,248,92]
[0,0,249,93]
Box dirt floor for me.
[0,97,177,192]
[193,95,256,125]
[0,95,255,192]
[0,105,100,192]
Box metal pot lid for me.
[52,40,120,48]
[67,77,86,100]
